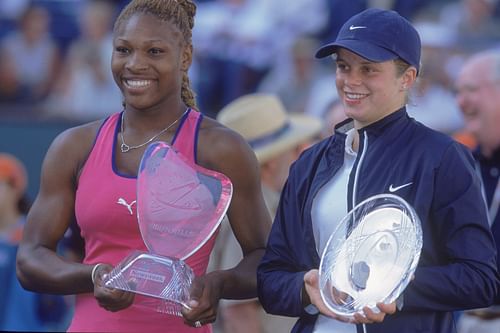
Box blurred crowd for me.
[1,0,500,332]
[0,0,499,129]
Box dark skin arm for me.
[180,118,272,326]
[17,122,135,310]
[17,123,97,293]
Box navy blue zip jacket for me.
[474,146,500,304]
[257,108,499,333]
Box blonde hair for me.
[114,0,197,108]
[394,58,418,105]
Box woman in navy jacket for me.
[257,8,498,333]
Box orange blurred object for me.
[453,131,477,150]
[0,153,27,194]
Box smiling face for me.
[455,54,500,155]
[112,13,191,111]
[335,48,416,128]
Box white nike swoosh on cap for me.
[349,25,367,30]
[389,182,413,192]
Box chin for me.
[125,102,150,111]
[124,97,153,110]
[343,108,361,120]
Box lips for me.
[344,91,369,105]
[123,78,155,92]
[344,91,369,100]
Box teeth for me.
[125,80,152,88]
[345,92,367,100]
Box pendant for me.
[121,143,131,153]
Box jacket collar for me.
[334,107,409,141]
[334,117,355,136]
[358,106,408,136]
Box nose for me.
[125,52,148,72]
[342,71,362,87]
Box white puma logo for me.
[117,198,136,215]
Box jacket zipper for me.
[352,132,369,207]
[354,134,370,333]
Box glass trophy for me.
[104,141,233,315]
[319,194,422,318]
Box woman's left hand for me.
[350,302,397,324]
[181,271,225,328]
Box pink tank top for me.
[69,109,214,333]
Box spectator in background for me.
[0,0,29,38]
[438,0,500,53]
[0,153,67,331]
[192,0,327,118]
[455,50,500,333]
[259,37,327,114]
[0,48,29,106]
[0,0,29,22]
[46,0,121,121]
[212,93,322,333]
[0,4,60,105]
[406,22,464,135]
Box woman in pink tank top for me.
[16,1,271,332]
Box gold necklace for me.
[120,109,189,153]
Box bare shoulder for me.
[44,120,104,177]
[196,116,258,174]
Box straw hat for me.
[217,94,323,164]
[0,153,27,195]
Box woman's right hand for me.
[92,263,135,312]
[303,269,350,321]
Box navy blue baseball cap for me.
[315,8,421,73]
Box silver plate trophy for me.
[319,194,422,318]
[104,141,233,315]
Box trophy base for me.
[104,251,194,316]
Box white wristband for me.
[91,263,105,284]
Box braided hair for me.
[115,0,197,108]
